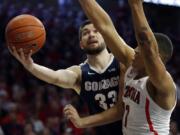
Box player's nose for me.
[89,30,96,37]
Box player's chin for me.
[87,43,99,48]
[86,46,99,52]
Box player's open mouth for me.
[88,40,98,45]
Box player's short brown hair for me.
[79,20,92,40]
[154,33,173,62]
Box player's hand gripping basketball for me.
[64,104,83,128]
[9,46,34,70]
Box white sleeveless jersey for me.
[122,67,176,135]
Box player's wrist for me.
[79,117,88,128]
[24,62,34,72]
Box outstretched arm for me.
[9,47,81,93]
[128,0,176,107]
[78,0,134,67]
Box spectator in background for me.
[1,102,25,135]
[0,126,4,135]
[24,122,36,135]
[170,120,180,135]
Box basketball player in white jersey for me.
[64,0,177,134]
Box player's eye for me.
[82,31,89,36]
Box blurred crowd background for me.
[0,0,180,135]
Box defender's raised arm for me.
[128,0,176,109]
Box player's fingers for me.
[28,50,33,58]
[65,104,77,113]
[11,46,17,54]
[64,109,73,118]
[11,46,20,59]
[64,104,73,111]
[64,106,73,114]
[70,107,78,114]
[66,114,75,120]
[8,46,13,54]
[63,105,69,112]
[19,48,25,60]
[65,112,77,121]
[64,108,77,116]
[64,108,76,116]
[63,106,70,114]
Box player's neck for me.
[87,49,111,71]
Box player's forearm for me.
[129,0,155,46]
[129,1,163,81]
[129,1,159,61]
[80,106,122,128]
[78,0,113,33]
[25,63,58,84]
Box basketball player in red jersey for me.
[64,0,176,134]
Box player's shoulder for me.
[68,65,83,79]
[67,65,82,92]
[67,59,88,75]
[67,65,81,74]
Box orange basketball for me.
[5,14,46,54]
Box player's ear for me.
[80,41,84,50]
[160,53,168,64]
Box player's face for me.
[132,47,144,70]
[80,24,106,55]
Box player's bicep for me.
[53,68,80,90]
[146,58,175,95]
